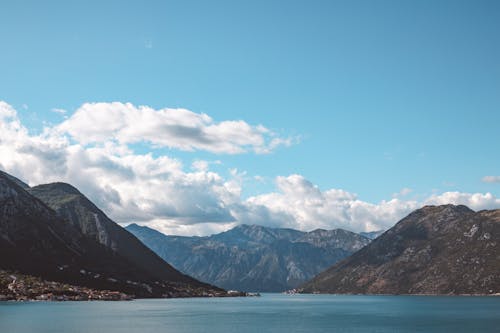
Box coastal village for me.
[0,270,132,301]
[0,270,252,301]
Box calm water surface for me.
[1,293,500,333]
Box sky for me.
[1,0,499,235]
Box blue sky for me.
[0,0,499,235]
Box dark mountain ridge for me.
[27,182,194,284]
[0,170,225,298]
[301,205,500,295]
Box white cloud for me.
[482,176,500,184]
[0,101,18,119]
[56,102,292,154]
[424,191,500,211]
[235,175,420,232]
[51,108,67,115]
[1,101,499,236]
[0,101,243,226]
[232,176,500,233]
[191,160,209,172]
[392,187,413,198]
[130,220,237,237]
[253,175,266,183]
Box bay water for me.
[1,293,500,332]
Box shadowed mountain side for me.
[0,171,224,297]
[28,183,197,284]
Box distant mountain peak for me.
[127,223,370,292]
[31,182,83,196]
[308,228,350,234]
[125,223,142,230]
[0,170,30,190]
[415,204,474,215]
[233,224,264,231]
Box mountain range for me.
[300,205,500,295]
[0,170,226,298]
[126,223,370,292]
[2,168,499,297]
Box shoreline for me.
[0,270,253,302]
[285,288,500,297]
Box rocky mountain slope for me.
[127,223,370,292]
[0,170,225,298]
[28,182,194,284]
[301,205,500,295]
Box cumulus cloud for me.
[482,176,500,183]
[234,175,421,232]
[1,101,499,236]
[0,101,241,226]
[138,220,238,237]
[424,191,500,211]
[55,102,292,154]
[233,174,500,233]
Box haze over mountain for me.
[126,223,370,292]
[359,230,385,240]
[0,170,225,298]
[301,205,500,295]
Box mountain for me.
[126,223,370,292]
[301,205,500,295]
[0,170,225,298]
[359,230,385,240]
[27,182,194,284]
[0,171,30,190]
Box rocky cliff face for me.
[127,223,371,292]
[301,205,500,295]
[0,170,223,298]
[28,182,197,284]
